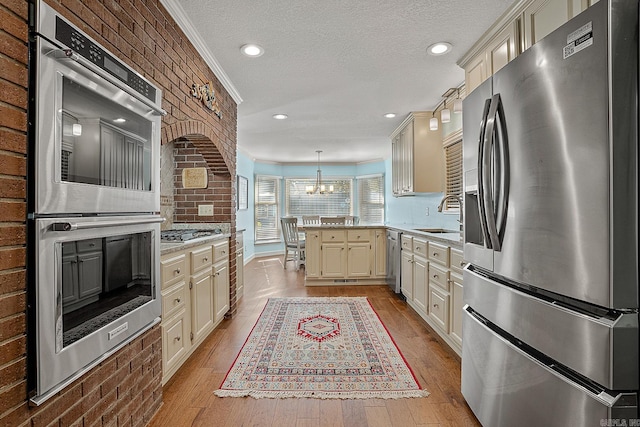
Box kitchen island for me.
[303,225,387,285]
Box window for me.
[443,137,463,210]
[285,178,352,218]
[357,174,384,224]
[255,175,280,243]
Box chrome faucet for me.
[437,194,463,232]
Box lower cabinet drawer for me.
[191,245,213,274]
[213,240,229,261]
[161,253,186,289]
[429,285,450,332]
[162,310,188,368]
[428,242,449,267]
[322,230,346,242]
[162,282,187,320]
[429,263,449,291]
[347,230,369,242]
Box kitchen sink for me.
[414,228,459,234]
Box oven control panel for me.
[54,16,157,103]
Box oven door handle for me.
[51,217,164,231]
[48,49,167,117]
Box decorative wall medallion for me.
[191,81,222,118]
[182,167,208,189]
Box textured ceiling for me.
[170,0,514,164]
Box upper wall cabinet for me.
[391,112,444,197]
[459,0,596,94]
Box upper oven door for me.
[34,35,161,215]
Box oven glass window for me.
[59,232,153,348]
[61,77,153,191]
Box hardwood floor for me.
[148,256,481,427]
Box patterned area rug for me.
[215,297,429,399]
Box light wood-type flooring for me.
[148,256,481,427]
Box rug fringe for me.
[214,389,430,400]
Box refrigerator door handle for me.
[494,94,510,243]
[481,94,502,251]
[477,98,493,249]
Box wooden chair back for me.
[320,216,346,225]
[302,215,320,225]
[281,217,301,246]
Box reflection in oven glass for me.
[59,232,153,348]
[61,76,152,190]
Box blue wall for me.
[236,151,459,260]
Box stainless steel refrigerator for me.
[461,0,638,425]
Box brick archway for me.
[162,120,234,176]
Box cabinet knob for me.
[433,274,439,279]
[222,250,226,254]
[331,236,335,239]
[174,336,181,342]
[175,268,181,274]
[432,252,439,257]
[175,297,181,303]
[460,262,465,267]
[203,257,208,262]
[433,303,439,309]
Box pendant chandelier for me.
[306,150,334,194]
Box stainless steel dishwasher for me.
[386,229,401,293]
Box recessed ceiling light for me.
[113,118,126,123]
[273,114,288,120]
[384,113,396,118]
[427,42,452,56]
[241,44,264,57]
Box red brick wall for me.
[0,0,237,424]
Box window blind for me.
[357,175,384,224]
[285,178,352,218]
[255,175,280,242]
[444,140,462,210]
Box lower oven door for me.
[33,215,162,404]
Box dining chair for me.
[280,217,305,270]
[320,216,346,225]
[344,215,359,225]
[302,215,320,225]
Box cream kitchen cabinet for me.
[464,21,519,93]
[390,112,444,196]
[401,236,429,320]
[374,229,386,277]
[411,238,429,315]
[235,232,244,302]
[460,0,595,94]
[213,239,230,322]
[160,238,230,384]
[304,227,386,285]
[399,232,464,356]
[305,230,320,278]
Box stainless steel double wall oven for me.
[28,1,165,404]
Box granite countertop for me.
[302,224,386,230]
[160,233,231,256]
[302,223,462,248]
[385,224,463,248]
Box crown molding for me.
[160,0,243,104]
